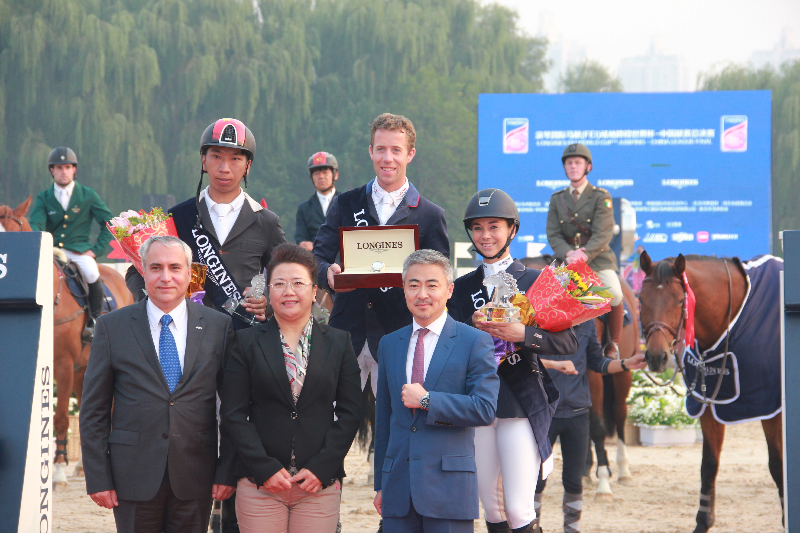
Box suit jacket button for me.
[367,303,373,308]
[291,412,298,419]
[411,426,417,432]
[64,215,68,219]
[63,224,67,228]
[169,401,174,405]
[162,433,168,439]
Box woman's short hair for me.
[140,235,193,269]
[402,249,453,284]
[265,243,319,286]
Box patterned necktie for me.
[411,328,429,384]
[572,188,579,206]
[159,314,182,393]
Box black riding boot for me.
[84,279,105,342]
[486,520,512,533]
[512,519,538,532]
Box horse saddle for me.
[54,257,118,314]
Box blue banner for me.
[478,91,772,260]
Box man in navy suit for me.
[313,113,449,397]
[373,250,499,533]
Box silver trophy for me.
[481,271,522,323]
[222,273,266,325]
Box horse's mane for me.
[650,254,731,284]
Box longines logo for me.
[356,241,404,254]
[0,253,7,279]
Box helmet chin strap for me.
[194,169,205,230]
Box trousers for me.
[235,478,341,533]
[475,417,541,529]
[64,249,101,283]
[596,269,623,306]
[535,413,590,495]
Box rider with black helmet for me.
[29,147,114,340]
[295,151,340,250]
[447,188,578,533]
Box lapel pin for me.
[196,326,203,329]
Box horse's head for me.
[639,250,687,373]
[0,196,33,231]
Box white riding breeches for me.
[596,269,623,306]
[64,250,100,283]
[357,343,379,396]
[476,418,543,529]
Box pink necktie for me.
[411,328,429,384]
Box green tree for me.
[699,60,800,254]
[559,59,622,93]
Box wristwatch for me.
[620,359,629,372]
[419,392,430,410]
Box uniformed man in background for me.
[29,147,114,340]
[295,151,339,251]
[546,143,624,358]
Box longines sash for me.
[171,203,249,329]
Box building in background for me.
[617,36,692,92]
[750,27,800,69]
[538,11,588,93]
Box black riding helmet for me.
[463,188,520,260]
[48,147,78,168]
[194,118,257,229]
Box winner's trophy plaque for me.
[481,271,522,322]
[223,273,266,325]
[333,225,419,289]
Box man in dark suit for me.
[313,113,450,397]
[373,249,499,533]
[295,151,340,251]
[29,146,114,339]
[80,235,236,533]
[546,143,623,358]
[126,118,286,330]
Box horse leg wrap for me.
[696,489,715,529]
[563,492,583,533]
[55,439,69,465]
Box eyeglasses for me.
[269,280,313,292]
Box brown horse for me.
[638,251,783,533]
[1,197,134,487]
[521,256,638,501]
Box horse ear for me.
[674,254,686,276]
[640,250,652,275]
[14,195,32,217]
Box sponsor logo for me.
[671,232,695,243]
[696,231,709,243]
[711,233,739,241]
[645,220,661,229]
[598,179,634,190]
[503,118,529,154]
[642,233,668,243]
[0,253,6,278]
[536,180,569,190]
[661,179,699,189]
[721,115,747,152]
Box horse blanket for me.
[682,255,782,424]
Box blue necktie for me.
[159,314,182,393]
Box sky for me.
[485,0,800,89]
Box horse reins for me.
[641,259,734,405]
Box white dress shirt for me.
[372,179,409,225]
[316,188,336,216]
[405,311,449,384]
[54,181,75,211]
[146,298,188,372]
[482,255,514,298]
[203,186,245,245]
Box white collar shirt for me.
[203,186,245,245]
[316,188,336,216]
[372,179,409,225]
[146,298,188,372]
[482,255,514,298]
[569,181,589,201]
[405,311,448,384]
[54,181,76,212]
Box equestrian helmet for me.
[307,152,338,174]
[48,147,78,168]
[200,118,256,160]
[562,143,592,165]
[463,188,520,232]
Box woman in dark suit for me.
[221,243,361,532]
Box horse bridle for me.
[640,259,734,405]
[0,213,24,230]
